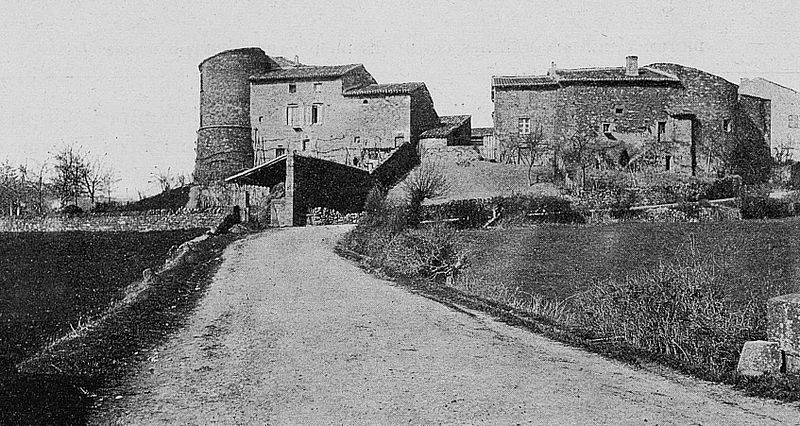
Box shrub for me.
[60,205,83,217]
[381,224,461,279]
[574,258,760,380]
[403,161,451,226]
[740,196,795,219]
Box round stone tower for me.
[195,48,270,183]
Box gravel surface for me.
[94,225,800,425]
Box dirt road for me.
[95,226,800,425]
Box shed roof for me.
[471,127,494,137]
[421,115,471,139]
[344,82,426,96]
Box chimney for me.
[294,55,300,66]
[625,55,639,76]
[548,61,557,76]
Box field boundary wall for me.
[0,208,232,232]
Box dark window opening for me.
[258,116,264,123]
[276,147,286,157]
[665,155,671,171]
[353,157,359,166]
[615,107,624,114]
[288,84,296,93]
[362,99,368,104]
[723,118,732,132]
[302,139,309,151]
[618,150,630,167]
[602,122,611,133]
[658,121,666,135]
[354,136,361,145]
[311,104,320,124]
[394,135,404,147]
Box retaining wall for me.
[0,208,231,232]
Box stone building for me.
[739,77,800,161]
[194,47,469,225]
[492,56,771,177]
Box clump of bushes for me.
[420,194,585,229]
[740,195,795,219]
[574,257,761,380]
[338,186,462,280]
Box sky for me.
[1,0,798,198]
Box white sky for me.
[1,0,798,198]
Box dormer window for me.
[288,84,296,93]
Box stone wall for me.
[293,155,374,225]
[0,208,231,233]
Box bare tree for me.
[51,144,87,207]
[150,167,189,194]
[561,130,599,191]
[524,122,546,185]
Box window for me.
[723,118,732,132]
[314,82,322,93]
[258,116,264,123]
[353,157,359,166]
[275,147,286,157]
[311,104,322,124]
[657,121,666,135]
[302,139,309,151]
[394,135,404,147]
[286,105,299,126]
[665,155,671,171]
[615,107,624,114]
[790,115,799,128]
[602,122,612,133]
[354,136,361,145]
[368,150,379,160]
[363,99,369,104]
[518,117,531,135]
[288,84,296,93]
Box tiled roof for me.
[421,115,471,139]
[343,82,426,96]
[471,127,494,137]
[556,66,680,83]
[493,66,680,88]
[250,64,363,81]
[492,75,557,88]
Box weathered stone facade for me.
[492,57,771,177]
[195,48,270,183]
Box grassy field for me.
[458,218,800,305]
[0,230,205,365]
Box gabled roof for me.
[421,115,471,139]
[250,64,363,82]
[493,66,680,88]
[344,82,426,96]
